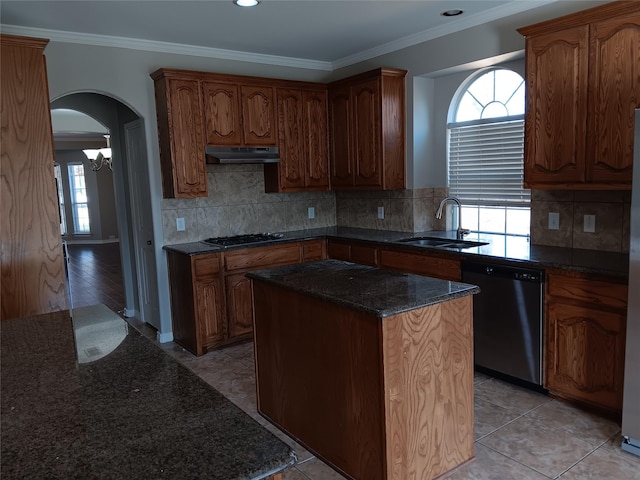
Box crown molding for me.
[330,0,557,70]
[0,24,333,72]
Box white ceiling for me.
[0,0,562,70]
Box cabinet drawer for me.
[224,243,302,271]
[351,245,378,267]
[379,249,461,281]
[302,240,326,261]
[327,241,351,261]
[193,254,222,277]
[547,271,628,310]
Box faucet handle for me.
[457,228,470,240]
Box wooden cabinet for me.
[167,240,327,355]
[166,252,226,355]
[151,71,208,198]
[1,34,68,320]
[202,81,277,146]
[264,87,329,192]
[379,249,461,281]
[327,239,379,267]
[519,2,640,189]
[328,68,407,190]
[545,269,628,413]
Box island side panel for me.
[382,295,475,480]
[252,281,386,480]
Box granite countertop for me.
[246,259,480,318]
[0,308,294,480]
[164,226,629,278]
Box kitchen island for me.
[0,307,294,479]
[247,260,480,480]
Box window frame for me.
[67,163,91,235]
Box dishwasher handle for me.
[461,261,544,284]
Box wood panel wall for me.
[1,34,67,320]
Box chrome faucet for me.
[436,196,470,240]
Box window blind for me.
[448,118,529,207]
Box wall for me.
[55,150,119,243]
[531,190,632,253]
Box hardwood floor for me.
[66,243,125,314]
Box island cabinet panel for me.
[252,282,474,480]
[518,1,640,189]
[1,34,68,320]
[328,68,406,191]
[379,249,461,281]
[151,72,208,198]
[265,87,329,193]
[545,269,628,414]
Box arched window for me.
[448,68,529,236]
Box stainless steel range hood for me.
[205,146,280,164]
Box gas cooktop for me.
[202,233,284,247]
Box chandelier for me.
[83,134,112,171]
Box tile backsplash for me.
[161,164,452,244]
[161,164,336,244]
[530,190,631,253]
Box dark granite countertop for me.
[246,259,480,318]
[0,308,294,480]
[164,226,629,278]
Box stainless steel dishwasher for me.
[461,261,544,388]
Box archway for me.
[50,93,160,330]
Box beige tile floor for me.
[150,334,639,480]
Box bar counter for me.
[0,306,294,479]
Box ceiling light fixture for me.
[441,9,464,17]
[83,134,113,171]
[234,0,260,7]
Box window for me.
[447,68,529,236]
[53,164,67,235]
[68,164,90,234]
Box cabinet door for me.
[328,85,353,187]
[379,249,461,281]
[523,26,589,187]
[167,78,208,197]
[276,88,306,189]
[195,276,227,348]
[587,12,640,184]
[226,272,255,339]
[546,302,626,411]
[202,81,242,145]
[241,85,277,145]
[352,78,382,187]
[303,89,329,189]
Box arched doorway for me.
[50,93,160,329]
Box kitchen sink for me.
[397,237,489,249]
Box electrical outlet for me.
[584,214,596,233]
[308,207,315,219]
[377,206,384,219]
[548,212,559,230]
[176,217,185,232]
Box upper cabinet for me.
[264,86,329,192]
[518,1,640,189]
[202,81,277,146]
[328,68,407,190]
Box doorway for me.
[50,93,160,330]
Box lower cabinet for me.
[379,248,461,281]
[167,239,327,355]
[327,239,379,266]
[545,269,628,414]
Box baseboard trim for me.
[64,238,120,245]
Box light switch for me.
[548,212,559,230]
[584,214,596,233]
[378,206,384,219]
[308,207,315,219]
[176,217,185,232]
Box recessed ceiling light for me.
[234,0,260,7]
[441,9,464,17]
